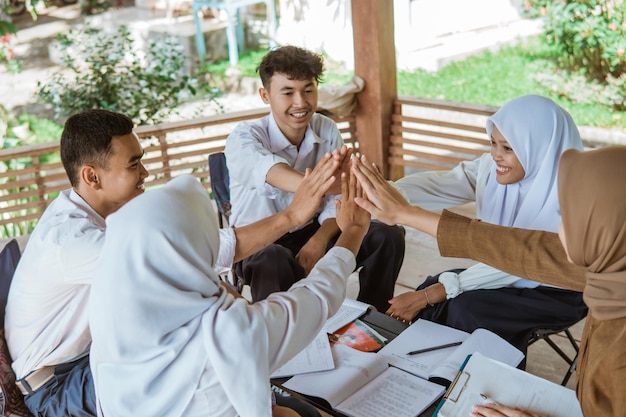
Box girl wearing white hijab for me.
[364,95,587,355]
[88,174,369,417]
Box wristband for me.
[424,288,434,308]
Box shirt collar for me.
[267,113,324,153]
[69,188,106,228]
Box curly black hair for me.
[256,46,325,89]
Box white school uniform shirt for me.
[224,112,343,229]
[6,189,100,379]
[395,95,583,298]
[5,188,237,379]
[89,175,355,417]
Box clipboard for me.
[431,352,583,417]
[432,354,472,416]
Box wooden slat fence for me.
[388,96,497,180]
[0,108,357,238]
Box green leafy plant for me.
[522,0,626,109]
[0,0,46,36]
[37,23,199,125]
[0,2,16,36]
[0,106,63,237]
[1,0,49,72]
[543,0,625,80]
[0,32,20,73]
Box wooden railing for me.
[388,96,497,180]
[0,108,357,238]
[0,98,498,237]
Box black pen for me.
[406,341,463,355]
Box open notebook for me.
[377,319,524,386]
[284,344,446,417]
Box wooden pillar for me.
[351,0,397,177]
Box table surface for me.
[272,309,443,417]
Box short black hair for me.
[256,46,325,89]
[60,109,134,187]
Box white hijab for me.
[480,94,583,231]
[89,175,271,417]
[442,96,584,294]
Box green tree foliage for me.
[522,0,626,110]
[37,24,197,125]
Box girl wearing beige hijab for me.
[470,146,626,416]
[551,146,626,417]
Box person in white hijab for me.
[356,95,587,355]
[88,172,370,417]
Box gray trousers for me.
[24,355,97,417]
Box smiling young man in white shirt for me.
[225,46,406,313]
[6,110,148,417]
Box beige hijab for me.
[558,146,626,320]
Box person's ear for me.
[259,87,270,104]
[80,165,102,190]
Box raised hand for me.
[230,154,339,265]
[351,155,412,225]
[326,145,353,195]
[335,166,371,234]
[334,144,353,178]
[333,164,371,256]
[285,152,338,227]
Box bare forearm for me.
[311,218,340,247]
[425,282,446,304]
[396,205,440,236]
[387,282,446,320]
[266,163,304,192]
[232,211,295,262]
[335,226,367,256]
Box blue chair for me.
[208,151,231,228]
[192,0,277,66]
[0,240,20,324]
[208,152,245,293]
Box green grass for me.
[396,37,625,128]
[202,38,626,129]
[397,44,549,104]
